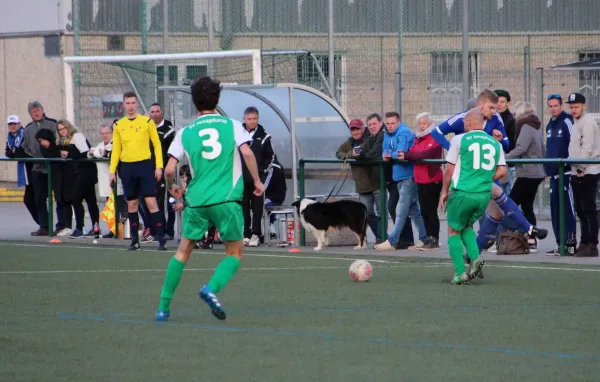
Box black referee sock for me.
[128,213,140,242]
[150,211,165,243]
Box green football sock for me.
[158,257,186,312]
[448,234,466,275]
[207,256,240,293]
[461,228,480,262]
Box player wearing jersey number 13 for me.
[155,77,265,321]
[439,108,507,285]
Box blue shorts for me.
[118,160,157,201]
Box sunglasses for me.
[547,94,562,100]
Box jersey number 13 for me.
[468,142,496,170]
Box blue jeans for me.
[359,190,381,239]
[387,179,427,246]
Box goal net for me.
[63,50,261,142]
[63,49,333,143]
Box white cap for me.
[7,115,20,124]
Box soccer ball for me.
[349,260,372,282]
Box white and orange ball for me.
[349,260,372,282]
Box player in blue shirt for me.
[432,89,548,252]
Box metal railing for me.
[300,158,600,257]
[0,157,120,238]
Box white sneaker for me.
[249,234,260,247]
[374,240,395,251]
[57,228,72,237]
[487,243,498,253]
[408,240,425,251]
[243,238,250,246]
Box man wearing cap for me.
[5,115,39,227]
[545,94,576,255]
[567,92,600,257]
[336,118,381,239]
[21,101,57,236]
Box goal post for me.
[62,49,262,142]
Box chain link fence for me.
[73,0,600,214]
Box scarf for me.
[7,127,27,187]
[59,134,72,146]
[415,123,435,139]
[515,114,541,141]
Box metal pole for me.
[290,86,301,247]
[208,0,215,77]
[524,45,531,103]
[558,162,566,256]
[73,0,81,127]
[46,162,54,237]
[299,161,305,246]
[395,0,403,116]
[380,36,385,116]
[141,0,148,54]
[461,0,469,107]
[379,163,387,242]
[535,67,544,216]
[327,0,336,102]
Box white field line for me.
[0,264,445,275]
[2,242,600,273]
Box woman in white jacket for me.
[88,124,126,238]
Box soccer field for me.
[1,242,600,381]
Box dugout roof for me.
[552,58,600,70]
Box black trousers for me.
[417,182,442,239]
[242,183,264,238]
[23,183,39,225]
[157,183,176,237]
[571,174,599,245]
[31,171,49,229]
[509,177,544,226]
[387,181,414,245]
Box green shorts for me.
[182,202,244,241]
[447,190,491,231]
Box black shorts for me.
[118,160,157,201]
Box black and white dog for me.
[291,198,368,251]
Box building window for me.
[44,35,61,57]
[430,52,479,118]
[296,54,344,103]
[578,52,600,114]
[107,35,124,51]
[184,65,208,85]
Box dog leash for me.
[324,158,350,203]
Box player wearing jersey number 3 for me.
[439,108,507,285]
[155,77,265,321]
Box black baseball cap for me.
[566,93,586,104]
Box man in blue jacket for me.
[375,112,427,251]
[432,89,548,252]
[545,94,576,255]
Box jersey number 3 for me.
[468,143,496,170]
[198,128,222,160]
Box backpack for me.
[497,232,530,255]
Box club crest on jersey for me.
[547,129,551,138]
[557,129,562,137]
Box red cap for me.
[349,119,364,129]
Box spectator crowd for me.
[3,89,599,256]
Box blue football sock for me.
[477,215,502,251]
[494,192,531,233]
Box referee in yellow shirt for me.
[109,91,166,251]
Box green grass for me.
[1,242,600,381]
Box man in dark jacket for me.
[241,106,275,247]
[361,113,414,247]
[21,101,57,236]
[545,94,576,255]
[5,115,38,226]
[149,102,176,240]
[336,118,380,239]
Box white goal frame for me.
[62,49,263,123]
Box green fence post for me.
[379,162,387,242]
[299,160,305,246]
[46,161,54,237]
[558,161,566,256]
[113,175,119,239]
